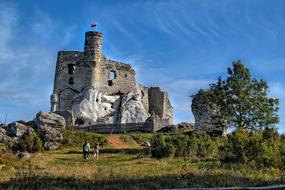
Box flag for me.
[90,23,97,27]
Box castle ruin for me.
[50,30,173,131]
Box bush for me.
[151,134,175,158]
[151,143,175,159]
[188,131,219,160]
[13,133,44,153]
[219,127,284,169]
[150,132,218,160]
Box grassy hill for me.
[0,129,284,189]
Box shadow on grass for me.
[1,172,284,190]
[64,148,146,155]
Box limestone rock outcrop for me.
[71,87,150,125]
[40,125,63,142]
[55,110,75,127]
[120,92,150,123]
[6,122,30,137]
[191,90,226,135]
[1,112,66,152]
[72,87,120,125]
[44,141,60,150]
[0,127,13,145]
[35,111,66,129]
[191,90,215,132]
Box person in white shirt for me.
[83,141,90,160]
[93,143,100,160]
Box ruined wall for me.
[138,84,149,113]
[162,92,173,126]
[52,51,94,111]
[148,87,164,118]
[99,59,137,95]
[148,87,173,126]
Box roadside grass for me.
[0,131,285,189]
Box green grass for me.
[0,131,285,189]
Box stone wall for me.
[99,59,137,95]
[148,87,165,118]
[162,92,173,126]
[138,84,149,113]
[75,122,154,133]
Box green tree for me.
[192,60,279,132]
[225,60,279,130]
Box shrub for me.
[151,134,175,158]
[219,128,250,164]
[13,133,44,153]
[188,131,219,160]
[169,134,190,157]
[150,132,218,160]
[219,127,284,169]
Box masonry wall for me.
[138,84,149,113]
[162,92,173,126]
[148,87,173,126]
[148,87,165,118]
[99,59,137,95]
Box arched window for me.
[108,80,113,86]
[109,70,116,80]
[68,64,75,74]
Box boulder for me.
[55,110,75,127]
[6,122,29,137]
[191,90,226,135]
[17,151,30,160]
[40,126,63,142]
[43,141,59,150]
[0,127,12,143]
[142,141,151,147]
[35,111,66,128]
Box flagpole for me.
[4,113,7,126]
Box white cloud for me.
[0,2,17,61]
[0,2,75,123]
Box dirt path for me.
[105,135,135,149]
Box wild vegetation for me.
[1,130,285,190]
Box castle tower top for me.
[84,31,103,62]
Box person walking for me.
[83,141,90,160]
[93,143,100,160]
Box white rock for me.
[44,141,59,150]
[6,122,29,137]
[120,92,150,123]
[72,87,120,125]
[40,126,63,142]
[17,152,30,160]
[35,112,66,128]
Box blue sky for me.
[1,0,285,132]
